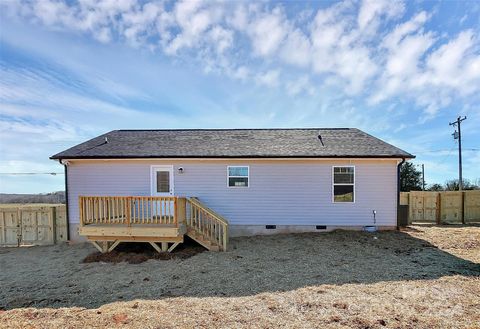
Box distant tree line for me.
[400,162,479,192]
[427,179,480,191]
[0,191,65,204]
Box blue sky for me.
[0,0,479,193]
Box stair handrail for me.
[187,197,229,226]
[186,197,229,251]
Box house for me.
[50,128,414,252]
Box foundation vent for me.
[265,225,276,229]
[316,225,327,230]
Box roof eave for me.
[50,154,415,160]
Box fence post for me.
[408,192,412,224]
[436,193,441,225]
[51,206,57,244]
[1,210,5,245]
[461,191,465,224]
[16,208,21,247]
[422,192,426,222]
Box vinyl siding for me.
[67,159,399,227]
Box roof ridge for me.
[114,128,353,132]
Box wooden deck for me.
[78,196,229,252]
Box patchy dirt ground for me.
[0,225,479,328]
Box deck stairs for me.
[184,197,229,252]
[186,228,221,251]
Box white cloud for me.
[382,11,429,50]
[230,66,249,81]
[247,7,288,57]
[309,3,378,93]
[227,3,248,31]
[280,28,311,67]
[357,0,405,32]
[370,21,480,118]
[372,31,435,103]
[336,46,378,94]
[385,33,434,78]
[165,1,216,54]
[0,118,79,143]
[285,75,314,96]
[0,66,139,117]
[122,2,164,47]
[30,0,138,43]
[208,25,233,54]
[32,0,72,26]
[256,70,280,87]
[424,30,479,94]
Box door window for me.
[151,166,173,196]
[156,171,170,193]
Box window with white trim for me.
[333,166,354,202]
[228,166,249,187]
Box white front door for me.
[151,165,174,196]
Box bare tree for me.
[0,191,65,204]
[428,183,444,191]
[444,179,476,191]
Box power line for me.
[0,172,64,175]
[415,148,479,154]
[437,147,456,164]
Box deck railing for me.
[186,197,229,251]
[79,196,178,226]
[79,195,229,251]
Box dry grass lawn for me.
[0,225,479,328]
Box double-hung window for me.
[228,166,249,187]
[333,166,355,202]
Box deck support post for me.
[161,242,168,252]
[101,241,109,253]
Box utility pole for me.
[421,164,425,191]
[449,116,467,190]
[416,163,425,190]
[450,116,466,225]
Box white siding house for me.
[51,129,414,242]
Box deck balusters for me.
[79,196,178,227]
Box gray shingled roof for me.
[50,128,414,159]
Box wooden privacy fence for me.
[0,204,67,247]
[400,191,480,224]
